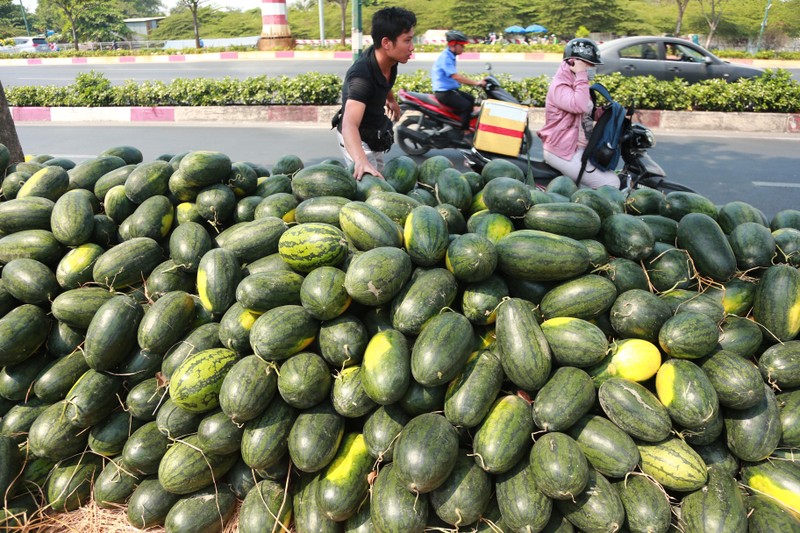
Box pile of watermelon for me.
[1,140,799,533]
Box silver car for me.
[2,36,51,54]
[597,36,764,83]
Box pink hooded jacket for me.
[537,61,592,159]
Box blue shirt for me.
[432,48,460,92]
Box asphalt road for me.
[13,123,799,220]
[4,59,799,87]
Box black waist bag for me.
[333,108,394,153]
[360,115,395,153]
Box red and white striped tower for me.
[258,0,293,50]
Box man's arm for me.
[385,90,401,121]
[341,99,381,180]
[451,73,487,87]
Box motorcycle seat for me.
[466,147,563,181]
[403,91,446,108]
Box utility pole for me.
[19,0,31,37]
[755,0,772,53]
[351,0,362,60]
[318,0,325,44]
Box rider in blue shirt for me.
[431,30,487,136]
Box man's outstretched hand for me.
[353,158,383,181]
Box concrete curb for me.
[3,50,799,67]
[10,105,800,134]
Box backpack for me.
[576,83,633,187]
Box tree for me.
[176,0,205,48]
[326,0,380,46]
[36,0,110,49]
[75,4,131,42]
[0,0,29,37]
[118,0,165,18]
[0,81,24,166]
[672,0,692,35]
[327,0,348,46]
[706,0,800,47]
[447,0,516,37]
[149,6,259,40]
[696,0,729,47]
[527,0,627,38]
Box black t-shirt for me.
[341,45,397,132]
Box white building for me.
[123,17,166,41]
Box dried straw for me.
[3,498,243,533]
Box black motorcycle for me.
[461,121,696,193]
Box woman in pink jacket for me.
[537,38,620,189]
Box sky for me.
[19,1,269,14]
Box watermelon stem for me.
[264,460,293,533]
[468,451,487,471]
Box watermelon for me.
[472,394,535,474]
[343,246,412,306]
[429,450,492,526]
[495,229,590,282]
[445,232,498,283]
[370,463,429,532]
[279,223,348,273]
[637,436,707,491]
[403,205,449,266]
[316,433,373,521]
[158,434,238,495]
[393,412,458,493]
[753,264,800,342]
[529,432,589,500]
[292,163,356,200]
[168,348,238,413]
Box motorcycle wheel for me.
[396,117,432,156]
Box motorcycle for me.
[461,122,696,193]
[395,71,518,156]
[396,68,694,193]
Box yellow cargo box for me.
[473,99,530,157]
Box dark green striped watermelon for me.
[393,412,458,493]
[278,223,348,273]
[168,348,238,413]
[403,205,449,266]
[158,434,238,495]
[495,229,590,282]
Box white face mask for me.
[587,67,597,81]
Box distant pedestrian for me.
[112,40,118,50]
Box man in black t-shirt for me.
[335,7,416,180]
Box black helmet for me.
[446,30,469,44]
[563,38,603,65]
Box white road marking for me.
[752,181,800,188]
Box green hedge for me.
[6,69,800,113]
[7,71,341,107]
